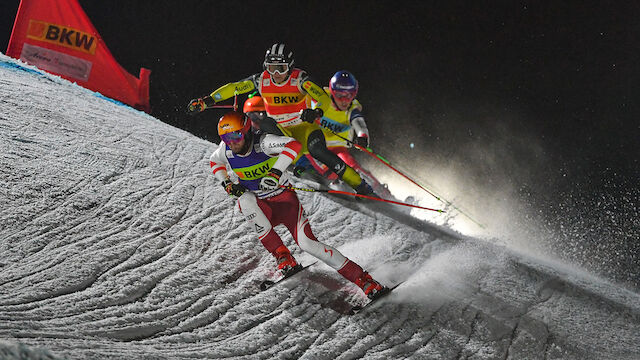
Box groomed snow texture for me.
[1,55,639,360]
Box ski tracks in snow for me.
[1,56,640,359]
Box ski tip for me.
[281,264,303,278]
[259,280,275,291]
[348,281,405,315]
[369,286,392,300]
[348,306,362,315]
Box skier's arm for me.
[208,74,259,104]
[188,75,259,114]
[209,144,230,182]
[260,134,302,172]
[299,73,332,113]
[349,102,370,147]
[210,144,247,197]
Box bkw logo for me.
[27,20,97,54]
[272,96,300,104]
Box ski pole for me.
[205,94,239,111]
[319,126,486,228]
[319,126,440,200]
[207,104,235,109]
[281,185,445,213]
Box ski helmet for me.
[218,111,251,145]
[329,70,358,101]
[243,95,266,113]
[264,43,294,75]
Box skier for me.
[209,110,386,299]
[242,94,283,135]
[188,43,375,196]
[298,71,389,196]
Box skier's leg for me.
[272,190,386,297]
[237,192,286,256]
[292,200,385,296]
[268,191,343,267]
[307,129,372,194]
[334,147,357,168]
[308,153,330,177]
[335,148,364,173]
[335,148,374,182]
[274,192,369,277]
[336,148,390,197]
[258,116,284,136]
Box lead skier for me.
[209,110,386,299]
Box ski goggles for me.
[333,90,356,100]
[220,130,245,144]
[265,62,289,75]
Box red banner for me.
[6,0,151,112]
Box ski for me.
[349,281,404,315]
[259,261,317,291]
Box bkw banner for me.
[6,0,151,112]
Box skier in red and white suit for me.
[210,111,385,298]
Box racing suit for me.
[307,90,372,180]
[209,132,368,284]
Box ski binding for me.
[259,261,317,291]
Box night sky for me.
[2,1,639,286]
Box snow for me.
[1,53,639,359]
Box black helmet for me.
[264,43,294,74]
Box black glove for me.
[300,108,323,123]
[222,179,247,197]
[354,136,369,147]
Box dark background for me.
[2,1,638,287]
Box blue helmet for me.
[329,71,358,101]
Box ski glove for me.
[222,179,247,197]
[354,136,369,147]
[300,108,323,123]
[259,168,282,191]
[187,96,215,115]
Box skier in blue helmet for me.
[299,70,391,198]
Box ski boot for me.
[274,245,301,276]
[355,272,386,300]
[354,180,378,198]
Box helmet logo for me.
[334,83,355,90]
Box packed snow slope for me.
[1,54,639,360]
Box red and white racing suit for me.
[209,132,366,283]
